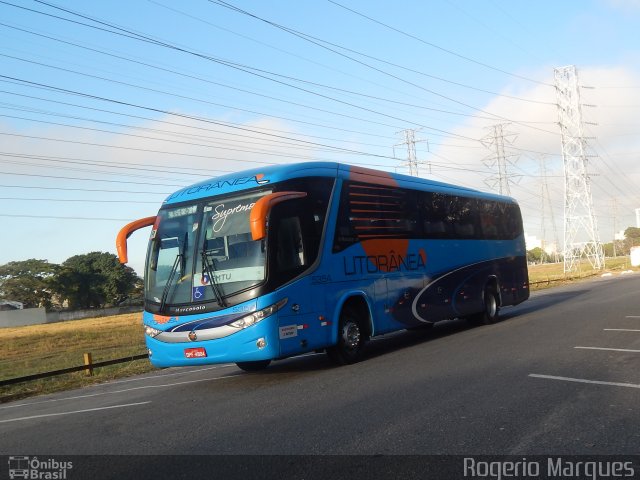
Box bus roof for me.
[163,161,516,205]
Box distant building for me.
[614,230,627,241]
[0,300,24,311]
[631,246,640,267]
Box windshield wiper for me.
[201,231,227,308]
[159,252,183,313]
[201,251,226,307]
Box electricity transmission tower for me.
[539,155,560,262]
[482,123,519,196]
[554,65,604,273]
[395,129,427,177]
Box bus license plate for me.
[184,347,207,358]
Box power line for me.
[326,0,553,87]
[207,0,559,136]
[0,88,412,148]
[0,168,186,187]
[1,75,439,157]
[0,197,158,203]
[158,0,556,107]
[0,184,169,194]
[6,0,559,136]
[0,213,136,221]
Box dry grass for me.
[0,312,156,403]
[528,256,636,289]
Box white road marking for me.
[575,346,640,353]
[0,401,151,424]
[0,372,243,410]
[604,329,640,332]
[529,374,640,390]
[105,364,232,385]
[625,316,640,318]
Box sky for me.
[0,0,639,275]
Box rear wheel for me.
[468,284,500,325]
[327,308,367,365]
[236,360,271,372]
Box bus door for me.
[268,199,329,356]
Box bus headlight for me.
[145,325,162,338]
[229,298,288,330]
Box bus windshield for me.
[145,191,270,309]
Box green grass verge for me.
[528,256,637,290]
[0,312,155,403]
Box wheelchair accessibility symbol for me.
[192,286,205,301]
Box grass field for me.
[1,256,637,402]
[0,313,154,402]
[528,256,636,288]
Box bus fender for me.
[330,291,374,343]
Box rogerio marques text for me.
[463,457,636,480]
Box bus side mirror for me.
[116,216,158,264]
[250,192,307,241]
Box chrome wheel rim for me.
[342,321,361,350]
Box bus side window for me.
[276,216,305,271]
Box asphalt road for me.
[2,273,640,461]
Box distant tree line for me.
[0,252,141,310]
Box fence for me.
[0,353,149,387]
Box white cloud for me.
[0,114,316,274]
[432,65,640,246]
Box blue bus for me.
[117,162,529,371]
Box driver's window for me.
[276,216,305,272]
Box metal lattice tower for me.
[554,65,604,272]
[482,123,519,196]
[395,129,426,177]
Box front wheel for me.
[236,360,271,372]
[327,308,367,365]
[468,285,500,325]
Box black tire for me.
[236,360,271,372]
[327,308,367,365]
[468,284,500,325]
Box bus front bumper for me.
[144,319,279,367]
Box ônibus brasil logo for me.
[8,456,73,479]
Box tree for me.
[602,242,615,258]
[624,227,640,245]
[527,247,545,264]
[53,252,140,309]
[0,259,59,309]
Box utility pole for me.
[482,123,519,196]
[554,65,604,273]
[395,129,427,177]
